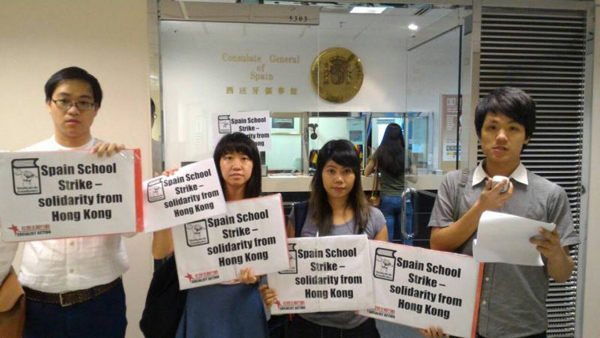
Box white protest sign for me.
[143,159,227,233]
[0,150,142,241]
[172,194,289,289]
[360,241,482,338]
[213,110,272,151]
[267,235,374,314]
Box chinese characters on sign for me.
[226,86,298,96]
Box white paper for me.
[0,150,140,241]
[473,211,555,266]
[360,241,481,338]
[267,235,374,314]
[142,158,227,233]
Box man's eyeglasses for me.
[51,99,96,112]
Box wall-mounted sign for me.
[212,110,272,151]
[310,48,364,103]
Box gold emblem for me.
[310,48,364,103]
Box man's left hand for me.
[530,227,564,260]
[91,142,125,157]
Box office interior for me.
[0,0,599,337]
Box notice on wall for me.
[441,95,462,171]
[360,241,482,338]
[0,150,142,242]
[213,110,272,151]
[142,159,227,233]
[267,235,374,314]
[172,194,289,289]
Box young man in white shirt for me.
[0,67,129,338]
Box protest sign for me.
[360,241,482,338]
[213,111,272,151]
[0,150,142,241]
[173,194,289,289]
[143,158,226,233]
[267,235,374,314]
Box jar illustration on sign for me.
[185,220,209,247]
[278,243,298,274]
[374,248,396,281]
[218,115,232,134]
[12,158,42,195]
[147,177,166,202]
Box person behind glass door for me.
[260,140,445,338]
[365,123,417,242]
[0,66,129,338]
[152,132,268,338]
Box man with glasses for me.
[0,67,129,338]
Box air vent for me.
[414,4,433,16]
[478,7,586,337]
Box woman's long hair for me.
[309,140,369,235]
[213,132,262,200]
[375,123,406,176]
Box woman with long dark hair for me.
[262,139,388,338]
[365,123,416,242]
[152,132,268,338]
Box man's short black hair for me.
[45,67,103,108]
[475,86,536,140]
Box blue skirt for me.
[176,283,269,338]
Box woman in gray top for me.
[365,123,416,242]
[263,140,388,337]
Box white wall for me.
[0,1,151,337]
[582,2,600,336]
[160,15,408,168]
[406,28,463,172]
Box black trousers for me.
[287,315,380,338]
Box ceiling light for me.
[350,6,386,14]
[408,23,419,31]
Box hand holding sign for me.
[91,142,126,157]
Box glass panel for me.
[370,113,433,174]
[406,26,463,174]
[308,113,366,169]
[266,117,303,172]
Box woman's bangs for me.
[329,148,359,170]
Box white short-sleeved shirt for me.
[14,136,129,293]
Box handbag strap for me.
[371,161,379,194]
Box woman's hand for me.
[259,284,278,308]
[239,268,260,284]
[91,142,125,157]
[419,326,448,338]
[162,168,179,177]
[151,168,180,259]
